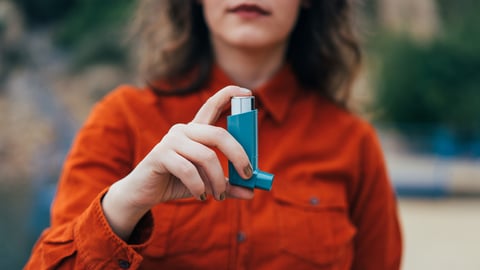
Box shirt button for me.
[118,259,131,269]
[309,197,320,206]
[237,231,247,243]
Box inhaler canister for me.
[231,96,255,115]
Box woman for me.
[26,0,402,269]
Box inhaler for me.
[227,96,274,190]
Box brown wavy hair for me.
[132,0,361,107]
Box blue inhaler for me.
[227,97,274,190]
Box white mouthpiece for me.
[231,96,254,115]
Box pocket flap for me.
[43,225,74,245]
[272,177,348,210]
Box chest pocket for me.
[143,198,231,259]
[273,176,357,266]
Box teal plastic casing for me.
[227,98,274,190]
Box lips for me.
[227,3,271,16]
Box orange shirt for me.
[26,65,402,269]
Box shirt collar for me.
[207,63,301,123]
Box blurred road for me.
[399,198,480,270]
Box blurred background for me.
[0,0,479,269]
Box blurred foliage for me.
[373,0,480,142]
[437,0,480,40]
[54,0,133,47]
[16,0,77,25]
[17,0,134,69]
[54,0,134,70]
[375,37,480,141]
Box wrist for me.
[101,180,150,240]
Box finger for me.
[161,150,206,200]
[225,182,254,200]
[168,175,193,199]
[197,166,216,199]
[185,123,253,179]
[173,137,227,200]
[192,85,251,124]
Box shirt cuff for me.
[74,188,153,269]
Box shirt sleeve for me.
[350,125,403,270]
[25,88,153,269]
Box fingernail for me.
[243,164,253,179]
[200,192,207,201]
[219,191,226,201]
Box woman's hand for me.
[102,86,254,240]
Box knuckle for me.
[202,149,217,163]
[170,123,186,133]
[186,122,196,129]
[177,162,196,178]
[212,127,228,140]
[161,132,178,145]
[153,139,173,154]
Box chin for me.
[233,41,272,49]
[227,33,278,49]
